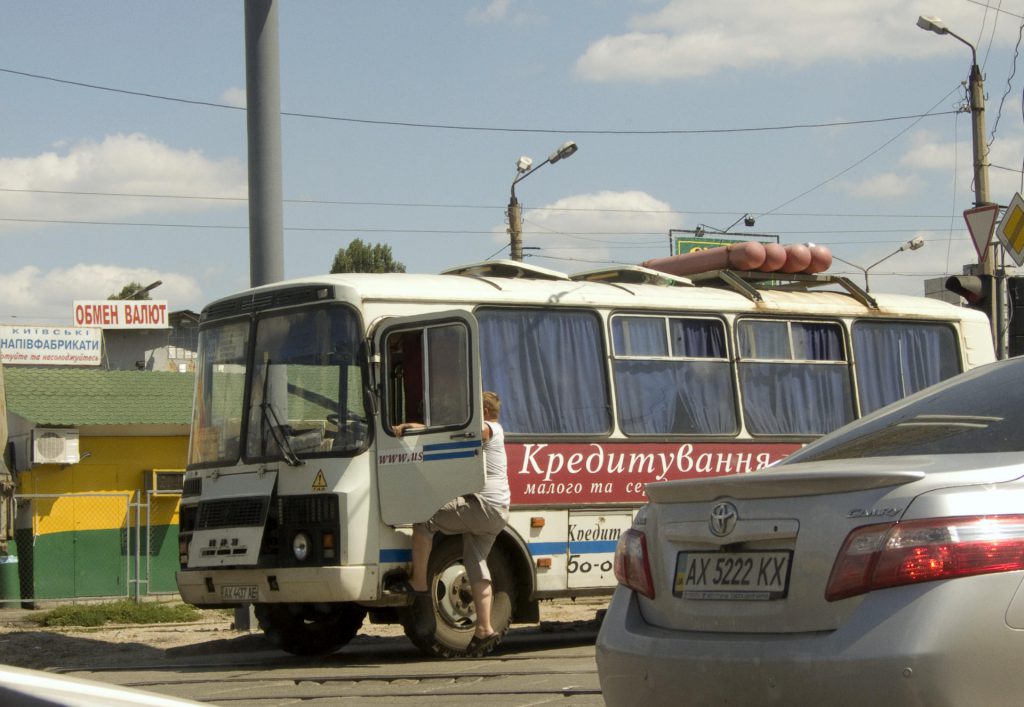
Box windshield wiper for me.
[259,355,303,467]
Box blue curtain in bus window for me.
[479,309,610,434]
[853,322,959,415]
[739,320,853,435]
[670,318,726,357]
[612,316,667,356]
[612,317,736,434]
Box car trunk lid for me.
[635,457,1020,634]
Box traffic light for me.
[945,274,994,313]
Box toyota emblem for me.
[709,501,739,537]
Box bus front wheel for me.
[255,602,366,656]
[400,537,516,659]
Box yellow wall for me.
[19,436,187,533]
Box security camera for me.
[744,215,756,227]
[516,156,533,173]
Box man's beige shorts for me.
[417,494,509,584]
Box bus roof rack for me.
[569,265,694,287]
[442,259,571,281]
[686,269,878,309]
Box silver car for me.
[596,356,1024,707]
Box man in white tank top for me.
[397,391,510,656]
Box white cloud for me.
[575,0,1014,82]
[220,86,247,108]
[0,264,203,323]
[466,0,536,25]
[503,190,679,268]
[895,127,1024,202]
[467,0,511,24]
[836,172,924,199]
[0,133,246,229]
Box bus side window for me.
[386,332,424,431]
[383,323,471,434]
[611,314,737,435]
[737,319,853,436]
[852,321,960,415]
[478,307,610,434]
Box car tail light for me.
[826,515,1024,601]
[614,528,655,599]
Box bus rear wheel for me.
[255,602,366,656]
[400,537,516,659]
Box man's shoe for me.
[465,632,501,657]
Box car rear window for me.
[782,359,1024,462]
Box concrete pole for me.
[245,0,285,287]
[508,195,523,262]
[968,61,1005,356]
[237,0,284,632]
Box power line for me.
[758,87,962,218]
[0,215,969,239]
[0,66,958,136]
[965,0,1024,20]
[0,186,970,219]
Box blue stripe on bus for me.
[380,549,412,563]
[527,540,619,555]
[423,440,482,453]
[424,450,478,462]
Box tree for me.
[331,239,406,274]
[108,281,153,300]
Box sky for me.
[2,0,1024,323]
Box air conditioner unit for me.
[145,469,185,495]
[31,429,80,465]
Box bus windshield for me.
[189,305,367,467]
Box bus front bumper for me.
[176,565,378,606]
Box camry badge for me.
[709,501,739,537]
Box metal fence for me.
[0,491,181,607]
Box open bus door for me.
[371,310,484,526]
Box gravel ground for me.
[0,597,607,670]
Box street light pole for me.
[508,192,524,262]
[507,141,578,262]
[832,237,925,292]
[917,15,1002,355]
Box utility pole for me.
[236,0,284,633]
[918,16,1004,356]
[966,47,1005,357]
[245,0,285,288]
[508,197,523,262]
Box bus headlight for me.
[292,532,311,562]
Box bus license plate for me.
[673,551,792,600]
[221,585,259,601]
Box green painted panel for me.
[0,542,20,604]
[13,524,183,600]
[32,528,127,599]
[146,524,180,593]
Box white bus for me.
[175,259,994,658]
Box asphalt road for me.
[54,621,605,706]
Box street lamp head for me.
[917,15,948,35]
[515,155,533,173]
[905,236,925,251]
[548,140,578,165]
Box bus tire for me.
[255,602,366,656]
[400,537,516,659]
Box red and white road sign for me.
[964,204,1000,261]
